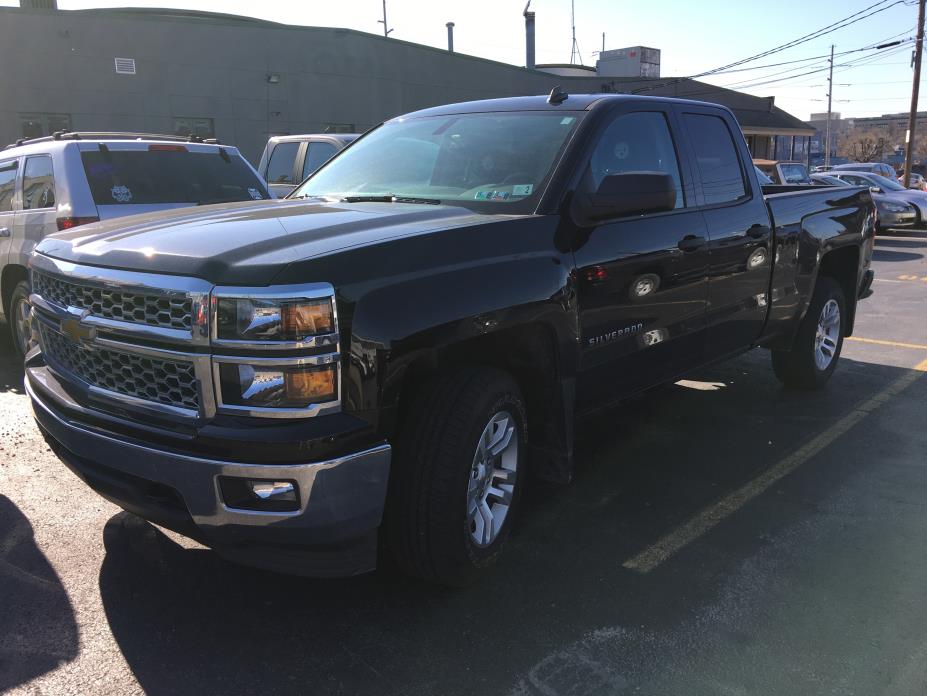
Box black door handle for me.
[677,235,706,252]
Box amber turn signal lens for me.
[282,300,333,336]
[285,365,336,402]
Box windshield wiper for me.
[341,194,442,205]
[196,196,250,206]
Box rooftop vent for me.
[114,57,136,75]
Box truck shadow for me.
[0,495,79,692]
[96,353,921,696]
[870,249,923,263]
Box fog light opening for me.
[218,476,300,512]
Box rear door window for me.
[265,142,300,184]
[0,160,17,212]
[682,113,748,205]
[80,147,269,205]
[23,155,56,209]
[302,142,338,178]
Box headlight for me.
[878,201,910,213]
[217,361,337,409]
[211,283,340,418]
[215,297,334,343]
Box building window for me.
[323,123,355,134]
[174,117,215,139]
[20,113,71,140]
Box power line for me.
[633,0,908,94]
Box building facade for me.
[0,6,813,165]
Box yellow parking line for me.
[622,367,925,574]
[845,336,927,351]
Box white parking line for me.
[622,361,927,574]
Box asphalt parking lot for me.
[2,231,927,696]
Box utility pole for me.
[903,0,925,187]
[824,44,834,169]
[378,0,393,37]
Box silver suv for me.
[0,132,270,357]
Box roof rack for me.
[4,131,221,150]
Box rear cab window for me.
[80,144,268,206]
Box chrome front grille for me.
[39,323,200,411]
[29,255,339,422]
[33,271,192,330]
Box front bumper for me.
[877,208,917,229]
[28,365,392,577]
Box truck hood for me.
[36,199,519,285]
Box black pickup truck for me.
[25,93,875,584]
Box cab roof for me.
[394,93,729,120]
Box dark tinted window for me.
[80,148,268,205]
[0,161,16,213]
[266,142,299,184]
[23,155,56,210]
[302,142,338,178]
[590,112,684,208]
[683,113,747,205]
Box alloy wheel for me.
[467,410,519,547]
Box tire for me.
[772,276,846,390]
[386,367,527,586]
[8,280,34,361]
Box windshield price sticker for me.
[511,184,533,196]
[474,190,511,200]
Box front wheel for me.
[9,281,35,361]
[772,276,845,389]
[386,367,526,586]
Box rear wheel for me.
[772,276,845,389]
[9,281,35,361]
[386,367,526,586]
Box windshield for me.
[81,148,269,205]
[870,173,906,191]
[290,111,584,211]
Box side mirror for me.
[575,172,677,223]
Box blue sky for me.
[5,0,923,121]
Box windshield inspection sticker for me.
[512,184,533,196]
[111,185,133,203]
[247,187,264,200]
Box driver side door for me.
[572,106,711,411]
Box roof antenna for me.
[548,85,568,105]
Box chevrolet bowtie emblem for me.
[60,315,96,343]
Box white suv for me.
[0,132,270,357]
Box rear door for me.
[573,104,711,408]
[678,107,774,359]
[0,158,19,271]
[11,154,58,268]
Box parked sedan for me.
[830,161,897,179]
[820,172,918,231]
[899,171,927,191]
